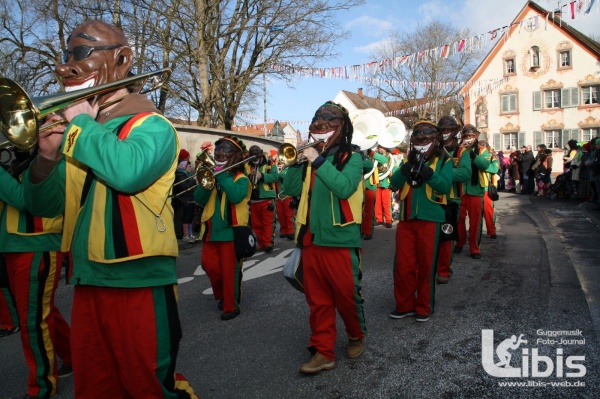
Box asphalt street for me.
[1,191,599,399]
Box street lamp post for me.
[262,25,283,137]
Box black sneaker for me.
[415,314,430,322]
[389,310,415,319]
[453,246,463,254]
[471,253,482,259]
[490,234,497,239]
[0,326,20,338]
[384,223,393,228]
[58,362,73,378]
[221,310,240,321]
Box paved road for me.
[1,191,599,398]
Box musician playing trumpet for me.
[389,120,452,322]
[283,101,366,374]
[194,136,252,321]
[454,124,491,260]
[244,145,278,252]
[275,161,295,240]
[435,116,472,284]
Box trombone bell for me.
[0,78,38,150]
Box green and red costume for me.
[1,166,71,399]
[283,148,366,362]
[390,155,452,316]
[24,94,198,399]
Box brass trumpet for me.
[174,154,259,196]
[407,152,426,188]
[277,141,323,166]
[0,68,171,150]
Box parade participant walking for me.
[389,120,452,321]
[24,20,198,398]
[454,124,491,259]
[283,101,366,374]
[0,284,19,338]
[373,145,395,228]
[1,154,72,399]
[195,135,252,321]
[361,151,377,240]
[435,116,471,284]
[275,162,295,240]
[482,142,500,239]
[245,145,278,252]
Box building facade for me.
[462,1,600,166]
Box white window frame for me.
[544,89,561,109]
[559,50,571,68]
[582,128,599,141]
[505,59,515,75]
[581,85,599,105]
[503,133,518,150]
[545,130,561,149]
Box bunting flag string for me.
[268,1,595,82]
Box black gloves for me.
[408,150,420,165]
[420,165,434,181]
[400,161,413,177]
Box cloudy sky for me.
[253,0,599,131]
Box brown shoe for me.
[437,276,450,284]
[299,352,335,374]
[346,337,364,359]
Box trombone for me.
[174,154,259,196]
[277,140,323,167]
[172,150,215,189]
[0,68,171,150]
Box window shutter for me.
[534,131,543,146]
[570,88,579,107]
[493,133,501,151]
[561,88,571,107]
[518,132,525,147]
[570,128,579,142]
[510,94,517,112]
[533,91,542,111]
[501,95,509,112]
[561,130,570,148]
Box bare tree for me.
[368,21,483,123]
[1,0,364,129]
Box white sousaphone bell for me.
[350,109,381,179]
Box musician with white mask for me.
[388,120,452,322]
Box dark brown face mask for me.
[56,20,133,106]
[308,105,345,152]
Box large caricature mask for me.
[438,116,460,148]
[248,145,263,165]
[56,21,133,106]
[411,120,441,159]
[460,124,479,149]
[214,136,243,169]
[308,104,345,152]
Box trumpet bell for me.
[0,78,38,150]
[197,150,215,169]
[277,143,297,166]
[197,167,216,190]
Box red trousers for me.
[393,220,440,316]
[302,244,366,361]
[201,240,243,314]
[362,188,376,236]
[437,240,455,278]
[457,194,484,255]
[483,193,496,236]
[375,187,392,224]
[0,286,18,330]
[276,197,295,236]
[250,199,276,249]
[71,285,198,399]
[6,251,71,399]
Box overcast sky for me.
[249,0,599,131]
